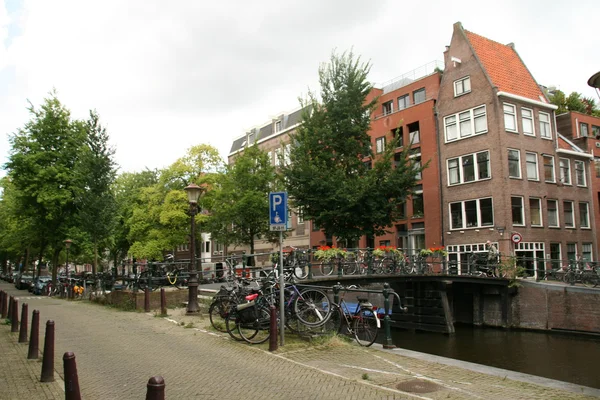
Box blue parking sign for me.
[269,192,287,230]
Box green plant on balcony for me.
[372,246,403,259]
[314,246,347,262]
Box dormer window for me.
[454,76,471,96]
[248,133,255,144]
[275,120,282,132]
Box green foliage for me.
[127,145,223,260]
[281,50,423,243]
[204,144,279,259]
[499,256,526,287]
[548,89,600,116]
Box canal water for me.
[389,325,600,389]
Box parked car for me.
[33,276,52,295]
[15,274,34,290]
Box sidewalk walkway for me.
[0,323,64,399]
[1,282,599,399]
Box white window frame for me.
[274,148,282,166]
[511,196,525,226]
[454,76,471,97]
[564,201,575,228]
[398,94,410,110]
[579,202,590,229]
[448,197,494,230]
[547,199,559,228]
[382,101,393,116]
[297,208,304,224]
[559,158,571,185]
[444,105,488,143]
[526,152,539,181]
[413,88,426,104]
[446,150,491,186]
[375,137,386,154]
[539,111,552,139]
[503,103,518,133]
[275,120,282,132]
[283,144,291,166]
[543,154,555,183]
[580,122,589,138]
[582,243,593,262]
[574,160,586,186]
[508,149,522,179]
[529,197,543,227]
[521,107,535,136]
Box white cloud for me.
[1,0,599,175]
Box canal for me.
[389,325,600,389]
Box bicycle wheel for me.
[293,288,332,327]
[319,261,334,276]
[209,300,230,333]
[563,271,575,285]
[238,306,271,344]
[581,273,594,288]
[341,260,358,275]
[225,308,249,341]
[293,259,310,280]
[353,308,378,347]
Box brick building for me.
[437,22,596,277]
[225,22,598,275]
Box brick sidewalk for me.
[0,323,64,399]
[1,283,599,399]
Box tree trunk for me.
[51,247,61,285]
[93,240,98,275]
[248,235,255,267]
[36,242,46,280]
[24,247,30,274]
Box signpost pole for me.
[279,231,285,346]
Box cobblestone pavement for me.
[1,283,599,399]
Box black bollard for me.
[146,376,165,400]
[28,310,40,359]
[0,290,4,315]
[40,320,55,382]
[7,295,13,321]
[144,287,150,312]
[11,298,19,333]
[19,303,28,343]
[63,352,82,400]
[1,292,7,319]
[269,305,278,352]
[160,288,166,316]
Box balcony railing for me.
[378,60,444,95]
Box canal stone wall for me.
[510,281,600,334]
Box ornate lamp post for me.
[64,239,73,298]
[184,183,203,314]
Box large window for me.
[283,144,291,166]
[522,108,535,136]
[592,125,600,139]
[529,198,542,226]
[274,148,282,166]
[447,151,490,185]
[550,243,561,270]
[376,137,385,154]
[564,201,575,228]
[412,193,424,217]
[454,76,471,96]
[543,155,555,183]
[503,103,517,132]
[409,130,420,144]
[539,112,551,139]
[559,158,571,185]
[579,202,590,228]
[398,95,410,110]
[526,152,539,181]
[382,101,393,116]
[413,88,426,104]
[575,160,586,186]
[449,198,493,230]
[511,196,524,226]
[547,199,559,227]
[444,105,488,142]
[567,243,577,261]
[508,149,521,178]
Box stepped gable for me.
[465,30,545,102]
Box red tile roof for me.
[465,30,545,102]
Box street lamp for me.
[184,183,203,314]
[64,239,73,299]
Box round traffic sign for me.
[511,232,522,244]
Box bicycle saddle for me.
[245,293,259,301]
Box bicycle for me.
[272,247,310,279]
[328,285,380,347]
[563,261,598,287]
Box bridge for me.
[304,273,512,334]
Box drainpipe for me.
[434,105,445,248]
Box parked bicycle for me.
[327,285,380,347]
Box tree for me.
[4,91,85,283]
[281,50,423,244]
[75,110,117,274]
[548,89,600,117]
[204,144,279,265]
[127,145,223,260]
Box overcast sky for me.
[1,0,599,176]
